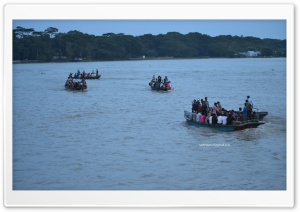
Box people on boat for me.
[212,114,218,124]
[217,115,223,125]
[251,111,259,120]
[245,99,252,120]
[243,103,247,120]
[200,114,206,123]
[164,76,169,83]
[204,97,209,109]
[247,95,253,108]
[221,112,228,125]
[227,113,234,125]
[157,76,162,82]
[196,112,201,123]
[201,99,208,116]
[205,112,211,124]
[152,75,156,81]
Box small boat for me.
[149,75,171,91]
[65,78,87,91]
[184,111,265,132]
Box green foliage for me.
[13,27,286,62]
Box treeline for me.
[13,26,286,62]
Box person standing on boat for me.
[243,103,247,120]
[201,99,208,116]
[247,96,253,108]
[245,100,252,120]
[192,99,197,113]
[96,69,99,76]
[204,97,209,113]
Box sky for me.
[13,20,286,40]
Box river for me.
[13,58,286,190]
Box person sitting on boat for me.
[237,108,245,122]
[205,112,211,124]
[192,112,197,122]
[164,76,168,83]
[227,113,233,125]
[221,112,228,125]
[196,112,201,123]
[152,75,156,81]
[212,114,218,125]
[231,110,238,120]
[251,111,259,120]
[68,73,73,79]
[200,114,206,123]
[217,115,223,125]
[158,76,162,82]
[212,102,221,116]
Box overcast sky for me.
[13,20,286,40]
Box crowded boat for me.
[184,96,266,131]
[65,76,87,91]
[149,75,171,91]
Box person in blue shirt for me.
[243,103,247,120]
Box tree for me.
[44,27,58,38]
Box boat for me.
[149,75,171,91]
[64,78,87,91]
[184,111,265,132]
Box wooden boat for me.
[64,78,87,91]
[149,75,171,91]
[184,111,265,132]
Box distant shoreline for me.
[13,56,285,64]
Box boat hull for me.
[184,111,265,131]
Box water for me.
[13,58,286,190]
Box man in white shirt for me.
[247,96,253,108]
[196,112,201,122]
[217,116,223,125]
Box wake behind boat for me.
[184,111,265,131]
